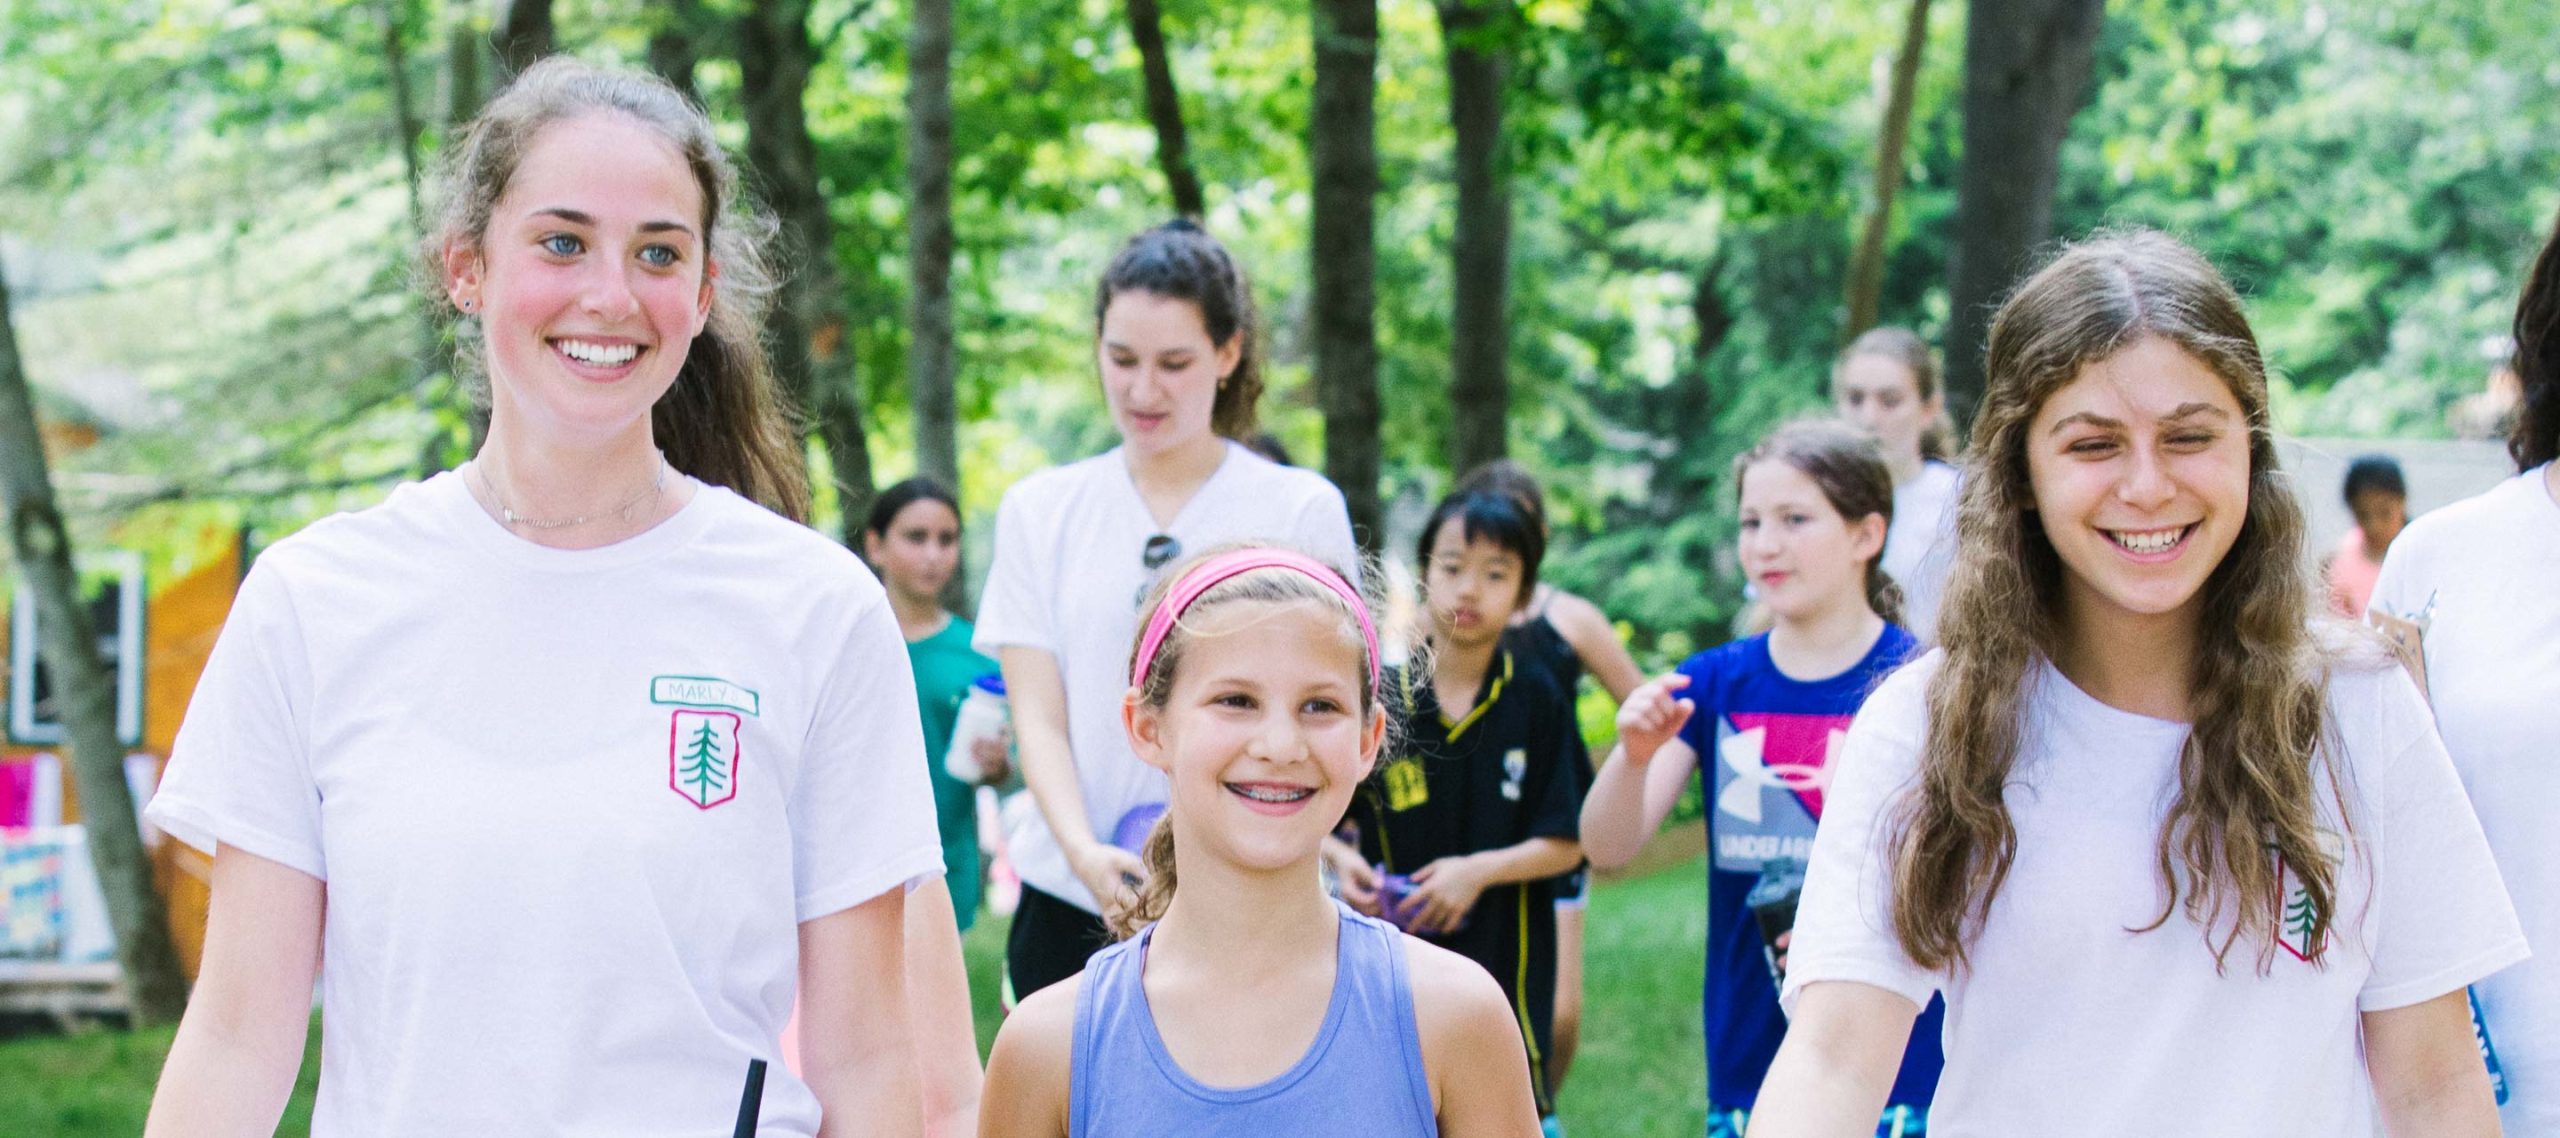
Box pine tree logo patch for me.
[2275,847,2326,962]
[669,709,743,809]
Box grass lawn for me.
[0,855,1709,1136]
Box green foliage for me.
[1,0,2548,651]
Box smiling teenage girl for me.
[1748,231,2524,1136]
[1578,421,1941,1135]
[974,221,1358,1004]
[143,60,938,1137]
[978,547,1541,1137]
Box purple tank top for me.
[1069,902,1438,1137]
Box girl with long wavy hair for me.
[1747,231,2524,1136]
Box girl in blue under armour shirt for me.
[980,545,1544,1137]
[1579,420,1944,1136]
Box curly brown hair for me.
[1890,230,2342,974]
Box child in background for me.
[1578,420,1941,1136]
[979,546,1542,1137]
[2325,453,2406,617]
[1455,459,1647,1104]
[1338,487,1588,1122]
[1833,328,1962,642]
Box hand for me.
[1402,856,1490,936]
[1616,672,1696,766]
[1067,839,1148,927]
[1773,930,1792,979]
[1323,838,1381,916]
[2366,610,2430,704]
[970,730,1012,786]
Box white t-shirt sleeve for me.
[1288,478,1361,583]
[971,480,1055,657]
[791,595,947,922]
[2354,667,2530,1011]
[144,557,326,879]
[1781,663,1940,1014]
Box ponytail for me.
[1110,815,1182,940]
[1866,564,1907,627]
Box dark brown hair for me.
[2509,208,2560,471]
[1094,219,1264,441]
[423,57,810,521]
[1110,544,1385,939]
[1892,229,2338,974]
[1732,419,1903,626]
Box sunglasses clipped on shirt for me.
[1142,533,1182,571]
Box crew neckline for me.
[430,469,725,572]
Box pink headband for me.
[1130,549,1380,693]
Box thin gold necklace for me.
[472,452,667,531]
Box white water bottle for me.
[943,674,1009,784]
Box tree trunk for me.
[1311,0,1382,555]
[444,9,487,126]
[492,0,554,81]
[1440,0,1512,477]
[382,0,456,478]
[1125,0,1206,218]
[646,0,706,102]
[907,0,958,497]
[1941,0,2104,425]
[738,0,872,538]
[0,256,191,1025]
[1842,0,1934,344]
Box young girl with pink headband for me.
[980,546,1544,1137]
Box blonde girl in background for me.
[1832,328,1961,641]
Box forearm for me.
[1466,836,1583,887]
[1745,984,1913,1138]
[999,650,1097,852]
[1577,746,1657,869]
[809,1035,925,1138]
[903,882,983,1138]
[145,1010,308,1138]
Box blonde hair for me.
[1111,545,1385,938]
[1892,230,2341,973]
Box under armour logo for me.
[1716,726,1837,824]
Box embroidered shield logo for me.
[669,710,743,809]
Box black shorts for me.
[1006,883,1115,1002]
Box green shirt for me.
[909,616,998,930]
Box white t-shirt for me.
[147,473,943,1137]
[1784,650,2526,1134]
[2373,465,2560,1133]
[1882,460,1959,643]
[973,443,1357,912]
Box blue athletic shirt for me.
[1675,625,1944,1110]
